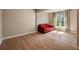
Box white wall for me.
[2,9,35,38]
[70,9,77,33]
[0,10,2,44]
[37,12,49,25]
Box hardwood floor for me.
[0,30,77,50]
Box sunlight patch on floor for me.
[51,30,65,35]
[57,31,65,34]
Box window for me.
[55,12,65,30]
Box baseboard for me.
[0,38,3,45]
[3,31,37,40]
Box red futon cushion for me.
[38,24,55,33]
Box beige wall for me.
[2,9,35,38]
[77,9,79,47]
[70,9,77,33]
[49,13,55,25]
[0,10,2,44]
[37,12,49,25]
[0,10,2,39]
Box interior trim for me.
[3,31,37,40]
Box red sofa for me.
[38,24,55,33]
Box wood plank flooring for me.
[0,31,77,50]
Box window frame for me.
[55,11,65,31]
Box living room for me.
[0,9,77,49]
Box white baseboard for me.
[3,31,37,40]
